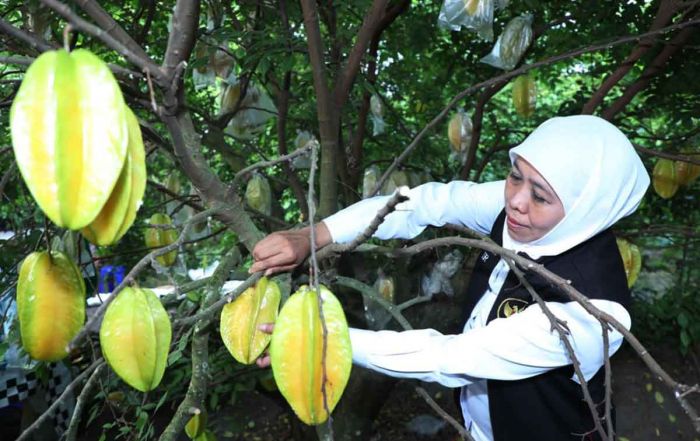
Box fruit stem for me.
[44,217,54,263]
[63,24,73,52]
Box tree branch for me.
[65,363,108,441]
[0,17,58,53]
[162,0,200,74]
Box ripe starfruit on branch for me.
[17,251,86,361]
[145,213,179,266]
[100,287,172,392]
[82,107,146,245]
[512,74,536,118]
[10,49,128,230]
[652,158,678,199]
[448,109,473,154]
[616,238,642,288]
[270,285,352,426]
[220,277,281,364]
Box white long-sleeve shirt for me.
[323,181,630,441]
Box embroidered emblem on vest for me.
[480,252,490,262]
[497,298,530,318]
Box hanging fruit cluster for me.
[652,155,700,199]
[270,285,352,425]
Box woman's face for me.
[504,157,565,243]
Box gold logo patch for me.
[497,298,530,318]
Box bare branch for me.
[162,0,200,74]
[73,0,153,62]
[65,363,108,441]
[0,17,58,53]
[40,0,166,84]
[230,142,314,191]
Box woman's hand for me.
[249,223,332,276]
[256,323,274,368]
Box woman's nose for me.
[508,187,529,213]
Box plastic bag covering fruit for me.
[512,74,536,118]
[438,0,498,41]
[652,158,679,199]
[220,277,281,364]
[675,154,700,186]
[145,213,179,266]
[382,170,410,195]
[364,272,396,330]
[82,108,146,246]
[448,109,473,153]
[362,165,381,199]
[10,49,128,230]
[17,251,86,361]
[481,14,534,71]
[245,174,272,215]
[185,410,207,439]
[270,285,352,425]
[100,287,172,392]
[616,238,642,288]
[221,82,277,140]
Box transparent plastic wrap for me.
[363,271,396,330]
[370,94,386,136]
[420,249,464,298]
[362,164,382,199]
[480,13,533,70]
[512,73,536,118]
[192,41,233,90]
[381,170,410,195]
[292,130,314,170]
[438,0,509,41]
[245,174,272,215]
[448,108,473,165]
[220,81,277,140]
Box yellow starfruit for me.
[144,213,179,266]
[270,285,352,425]
[220,277,281,364]
[100,287,172,392]
[652,158,678,199]
[616,238,642,288]
[10,49,128,230]
[17,251,86,361]
[245,174,272,215]
[512,74,536,118]
[82,107,146,245]
[675,154,700,187]
[185,410,207,439]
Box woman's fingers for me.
[256,354,271,368]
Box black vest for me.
[462,211,629,441]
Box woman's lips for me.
[506,215,527,230]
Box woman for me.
[250,115,650,440]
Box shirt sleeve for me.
[323,180,505,244]
[349,299,630,388]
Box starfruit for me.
[245,174,272,215]
[652,158,679,199]
[82,107,146,245]
[616,238,642,288]
[185,410,208,439]
[100,287,172,392]
[195,430,217,441]
[463,0,479,16]
[10,49,128,230]
[675,154,700,186]
[220,277,281,364]
[512,74,536,118]
[270,285,352,426]
[381,170,410,195]
[145,213,179,266]
[448,110,472,153]
[17,251,86,361]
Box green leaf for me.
[645,383,653,393]
[654,391,665,405]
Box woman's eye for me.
[532,192,547,203]
[508,171,522,181]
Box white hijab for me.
[502,115,650,258]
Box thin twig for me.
[65,363,108,441]
[415,387,474,441]
[230,142,314,191]
[17,359,105,441]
